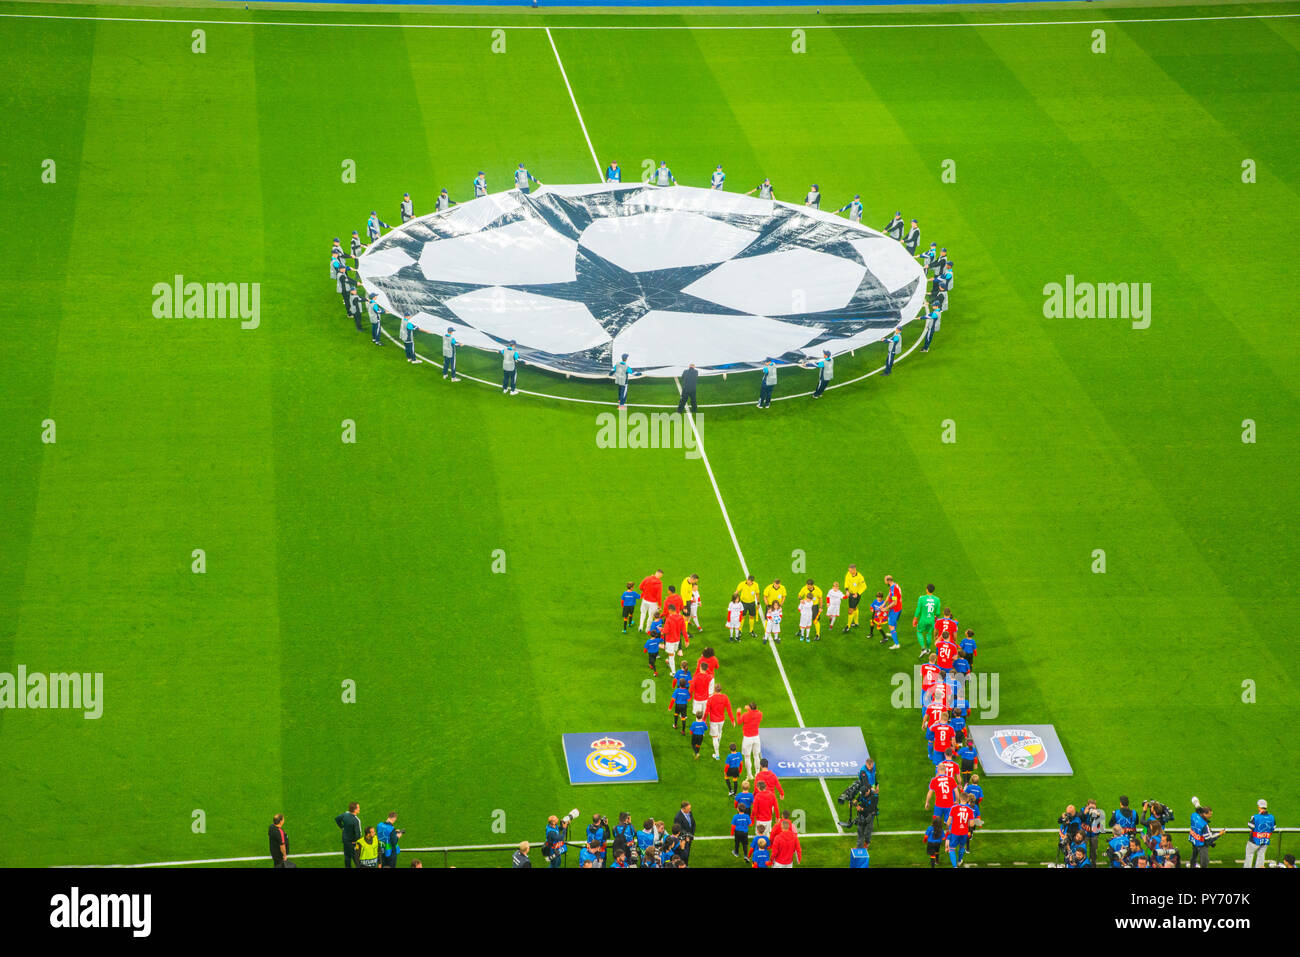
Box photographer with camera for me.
[612,811,637,866]
[1141,799,1174,829]
[837,767,880,850]
[587,812,611,865]
[545,811,575,868]
[1146,821,1180,868]
[1105,824,1129,868]
[578,839,604,867]
[1081,799,1104,867]
[1188,801,1226,868]
[1057,804,1083,864]
[1066,828,1089,866]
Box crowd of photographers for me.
[1056,795,1287,868]
[533,806,701,868]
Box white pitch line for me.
[674,378,843,836]
[546,27,603,180]
[2,12,1298,31]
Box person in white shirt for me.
[797,597,815,642]
[726,593,744,642]
[687,578,702,632]
[765,601,783,645]
[826,583,844,632]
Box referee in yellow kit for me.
[734,574,762,639]
[843,564,867,632]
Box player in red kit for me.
[929,717,955,764]
[704,686,734,760]
[923,696,947,733]
[935,636,959,670]
[770,817,802,868]
[696,647,719,693]
[929,679,951,713]
[920,654,940,693]
[925,772,957,821]
[638,570,664,632]
[755,759,785,800]
[752,780,780,831]
[663,585,685,618]
[662,608,688,672]
[946,798,976,866]
[936,755,960,783]
[689,668,712,719]
[739,703,763,778]
[935,608,958,641]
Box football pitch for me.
[2,0,1298,869]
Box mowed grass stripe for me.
[840,21,1295,810]
[966,21,1299,666]
[0,18,96,746]
[249,18,523,851]
[3,20,283,866]
[1118,19,1300,391]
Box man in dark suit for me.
[676,363,699,414]
[268,813,292,868]
[335,802,362,868]
[673,801,696,865]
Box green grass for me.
[1,0,1297,868]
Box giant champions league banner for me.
[357,183,926,379]
[562,732,659,785]
[966,725,1073,776]
[759,727,870,778]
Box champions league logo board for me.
[966,724,1074,776]
[561,732,659,785]
[759,727,870,778]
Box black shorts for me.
[960,759,975,773]
[810,604,821,619]
[927,841,943,857]
[848,594,861,609]
[674,702,688,717]
[691,734,704,747]
[622,604,635,617]
[960,651,973,661]
[725,766,740,779]
[742,602,757,616]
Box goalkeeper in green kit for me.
[913,583,942,659]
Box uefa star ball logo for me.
[992,729,1048,770]
[585,736,638,778]
[357,183,926,379]
[792,730,829,753]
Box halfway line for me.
[546,27,603,180]
[675,378,844,835]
